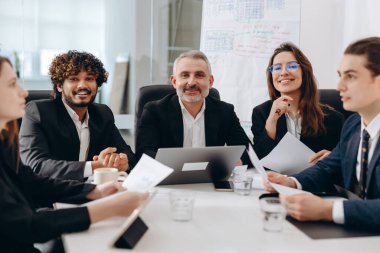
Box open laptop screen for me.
[155,145,245,185]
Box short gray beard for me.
[176,88,209,103]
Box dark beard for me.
[62,92,96,108]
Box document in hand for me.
[260,132,315,174]
[247,145,308,195]
[122,154,174,192]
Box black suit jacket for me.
[251,100,345,159]
[19,98,136,180]
[136,94,251,164]
[295,114,380,230]
[0,140,95,252]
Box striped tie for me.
[359,129,370,199]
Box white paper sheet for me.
[260,132,315,175]
[122,154,174,192]
[247,145,308,195]
[248,145,267,177]
[249,173,265,190]
[271,183,308,195]
[233,165,248,174]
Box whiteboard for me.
[200,0,301,122]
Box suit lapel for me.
[344,129,361,190]
[277,115,288,139]
[169,96,184,146]
[366,137,380,189]
[56,98,80,150]
[87,105,101,159]
[205,98,220,146]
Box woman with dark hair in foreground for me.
[0,56,148,252]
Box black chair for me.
[18,90,53,127]
[134,84,220,143]
[26,90,53,104]
[319,89,353,120]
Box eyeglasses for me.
[269,61,300,74]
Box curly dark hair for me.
[49,50,108,95]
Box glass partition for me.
[0,0,203,110]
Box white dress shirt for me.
[285,112,302,140]
[178,98,206,148]
[62,101,93,177]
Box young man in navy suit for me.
[19,51,136,180]
[265,37,380,230]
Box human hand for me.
[92,148,129,171]
[265,96,294,139]
[264,171,297,192]
[86,181,126,200]
[110,191,149,217]
[309,149,331,164]
[91,147,117,170]
[87,191,149,224]
[280,193,333,221]
[268,95,294,121]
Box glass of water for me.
[169,191,196,221]
[259,197,287,232]
[233,175,253,195]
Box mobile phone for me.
[213,181,233,192]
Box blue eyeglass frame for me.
[269,61,300,74]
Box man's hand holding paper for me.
[248,145,307,195]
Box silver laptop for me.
[155,145,245,185]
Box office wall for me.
[3,0,379,107]
[300,0,380,90]
[102,0,173,111]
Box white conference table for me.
[62,183,380,253]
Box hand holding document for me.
[122,154,174,192]
[247,145,308,195]
[260,132,315,174]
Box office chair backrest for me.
[26,90,53,104]
[18,90,53,128]
[319,89,353,120]
[135,84,220,141]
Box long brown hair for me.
[0,57,20,173]
[266,42,326,136]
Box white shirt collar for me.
[62,100,90,126]
[361,113,380,139]
[178,97,206,119]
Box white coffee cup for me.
[93,167,128,184]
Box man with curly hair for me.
[19,50,136,180]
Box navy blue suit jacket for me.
[295,113,380,229]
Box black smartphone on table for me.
[213,181,233,192]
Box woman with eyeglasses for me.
[251,42,344,163]
[0,56,148,252]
